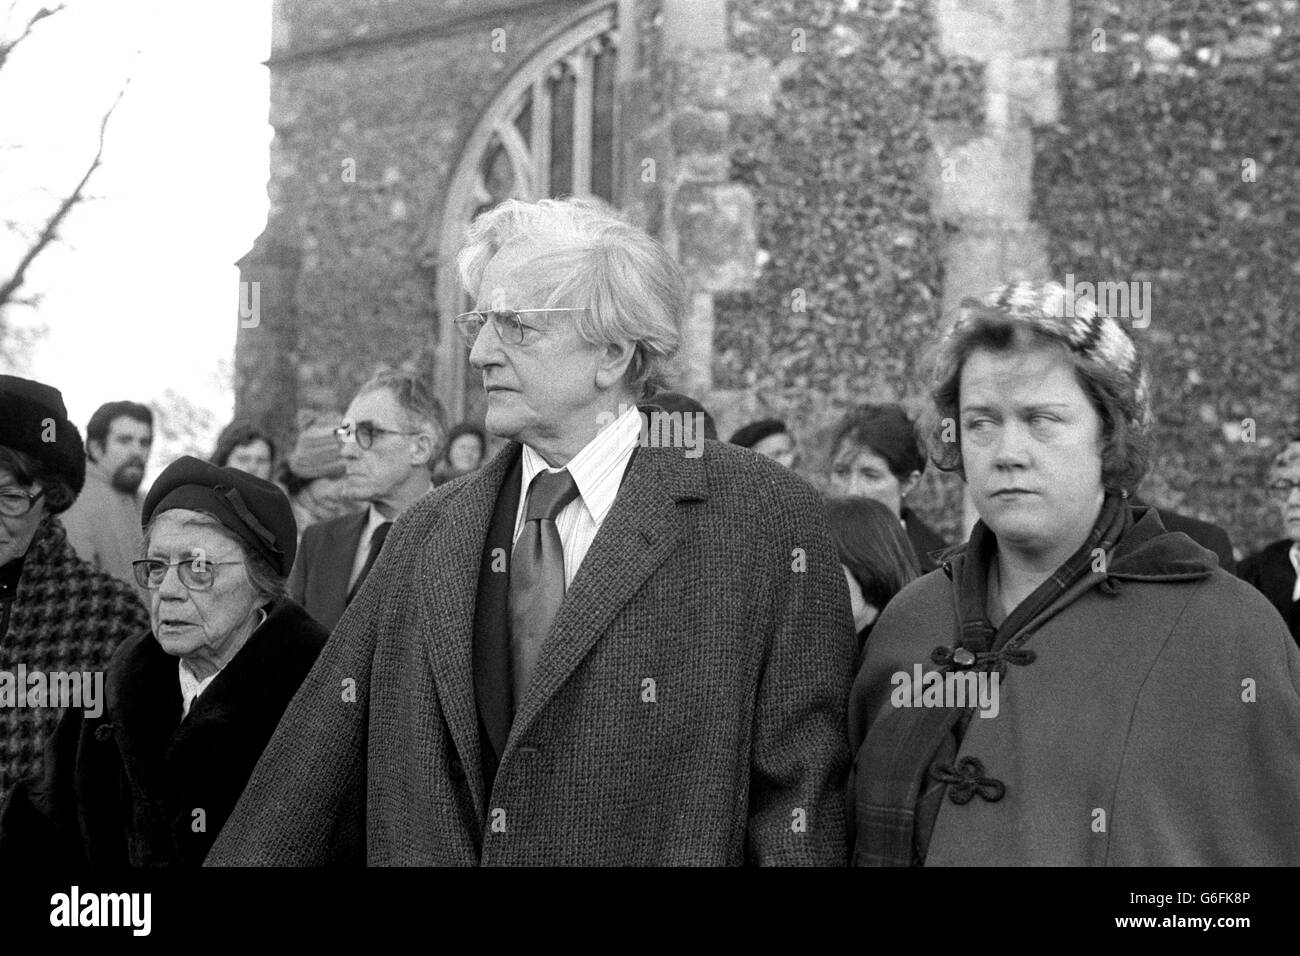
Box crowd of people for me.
[0,196,1297,866]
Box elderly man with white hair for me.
[208,197,857,866]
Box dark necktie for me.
[348,521,392,603]
[509,469,579,707]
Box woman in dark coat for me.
[0,376,150,798]
[0,456,327,866]
[848,282,1300,866]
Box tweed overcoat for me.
[208,438,857,865]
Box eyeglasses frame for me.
[1267,479,1300,499]
[453,307,590,347]
[0,487,46,518]
[131,557,247,592]
[333,420,424,451]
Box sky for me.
[1,0,273,465]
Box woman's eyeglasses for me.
[0,487,45,518]
[334,420,422,450]
[132,557,245,592]
[453,308,588,347]
[1267,479,1300,500]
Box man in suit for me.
[287,371,445,632]
[1240,437,1300,646]
[209,197,856,866]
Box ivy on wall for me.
[718,0,981,538]
[1034,0,1300,555]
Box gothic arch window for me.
[432,1,627,421]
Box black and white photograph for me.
[0,0,1296,935]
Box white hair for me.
[455,197,686,397]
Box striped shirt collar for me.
[519,403,641,527]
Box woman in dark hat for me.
[848,281,1300,866]
[0,456,328,866]
[0,376,150,798]
[826,496,920,655]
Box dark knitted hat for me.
[143,456,297,576]
[0,375,86,499]
[729,418,787,449]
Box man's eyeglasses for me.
[1267,479,1300,500]
[132,557,246,592]
[334,420,422,450]
[453,308,588,347]
[0,487,45,518]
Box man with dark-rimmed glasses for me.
[286,370,446,632]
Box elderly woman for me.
[827,403,948,571]
[847,281,1300,866]
[0,456,327,866]
[0,376,150,797]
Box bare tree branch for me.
[0,79,127,311]
[0,3,65,70]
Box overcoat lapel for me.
[506,442,707,751]
[415,443,520,818]
[474,453,523,773]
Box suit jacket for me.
[1239,540,1300,646]
[287,509,368,632]
[207,438,857,865]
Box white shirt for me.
[1290,543,1300,603]
[514,404,642,587]
[348,505,391,592]
[178,659,222,718]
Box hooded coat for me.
[0,598,326,866]
[848,505,1300,865]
